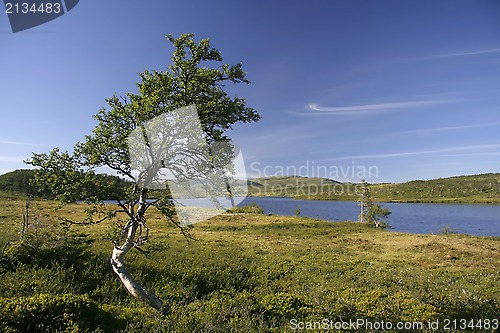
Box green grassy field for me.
[0,195,499,332]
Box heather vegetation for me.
[1,30,499,332]
[0,195,498,332]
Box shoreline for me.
[247,194,500,205]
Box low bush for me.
[3,230,94,269]
[229,203,264,214]
[0,293,123,332]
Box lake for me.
[237,196,500,237]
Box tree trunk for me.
[110,197,168,313]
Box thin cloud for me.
[0,139,47,146]
[335,151,425,160]
[402,48,500,64]
[439,152,500,158]
[437,48,500,58]
[408,48,500,62]
[403,122,500,135]
[0,155,26,163]
[305,100,446,115]
[333,143,500,161]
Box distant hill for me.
[0,169,131,199]
[3,170,500,203]
[0,169,41,196]
[247,176,353,199]
[248,174,500,203]
[370,173,500,203]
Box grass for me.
[0,196,499,332]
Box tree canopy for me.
[358,180,391,229]
[77,33,259,181]
[25,33,260,311]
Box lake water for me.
[237,197,500,237]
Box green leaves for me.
[359,180,391,228]
[366,204,392,229]
[25,32,259,229]
[26,148,87,204]
[25,148,130,205]
[75,33,259,181]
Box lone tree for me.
[358,179,391,229]
[26,33,260,312]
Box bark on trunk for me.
[110,197,168,313]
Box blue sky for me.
[1,0,500,183]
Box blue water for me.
[237,197,500,237]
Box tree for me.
[365,204,391,229]
[294,205,301,217]
[358,180,369,224]
[25,33,260,312]
[358,179,391,229]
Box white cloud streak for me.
[333,144,500,161]
[0,155,26,163]
[406,48,500,62]
[437,48,500,58]
[0,139,47,146]
[305,100,446,115]
[403,122,500,135]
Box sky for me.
[1,0,500,183]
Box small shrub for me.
[260,292,308,319]
[0,293,123,332]
[159,290,264,333]
[256,261,296,281]
[294,205,301,217]
[3,230,94,269]
[0,263,77,298]
[439,225,457,235]
[366,204,391,229]
[229,203,264,214]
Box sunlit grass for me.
[0,196,498,332]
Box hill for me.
[247,176,352,198]
[370,173,500,203]
[0,169,42,197]
[0,169,131,200]
[5,170,499,203]
[248,173,500,203]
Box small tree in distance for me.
[358,179,391,229]
[25,33,260,312]
[294,205,301,217]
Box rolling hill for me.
[0,169,131,199]
[3,169,500,203]
[248,173,500,203]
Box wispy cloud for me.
[303,100,447,115]
[439,151,500,158]
[0,139,47,146]
[437,48,500,58]
[0,155,27,163]
[402,122,500,135]
[402,47,500,64]
[333,143,500,161]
